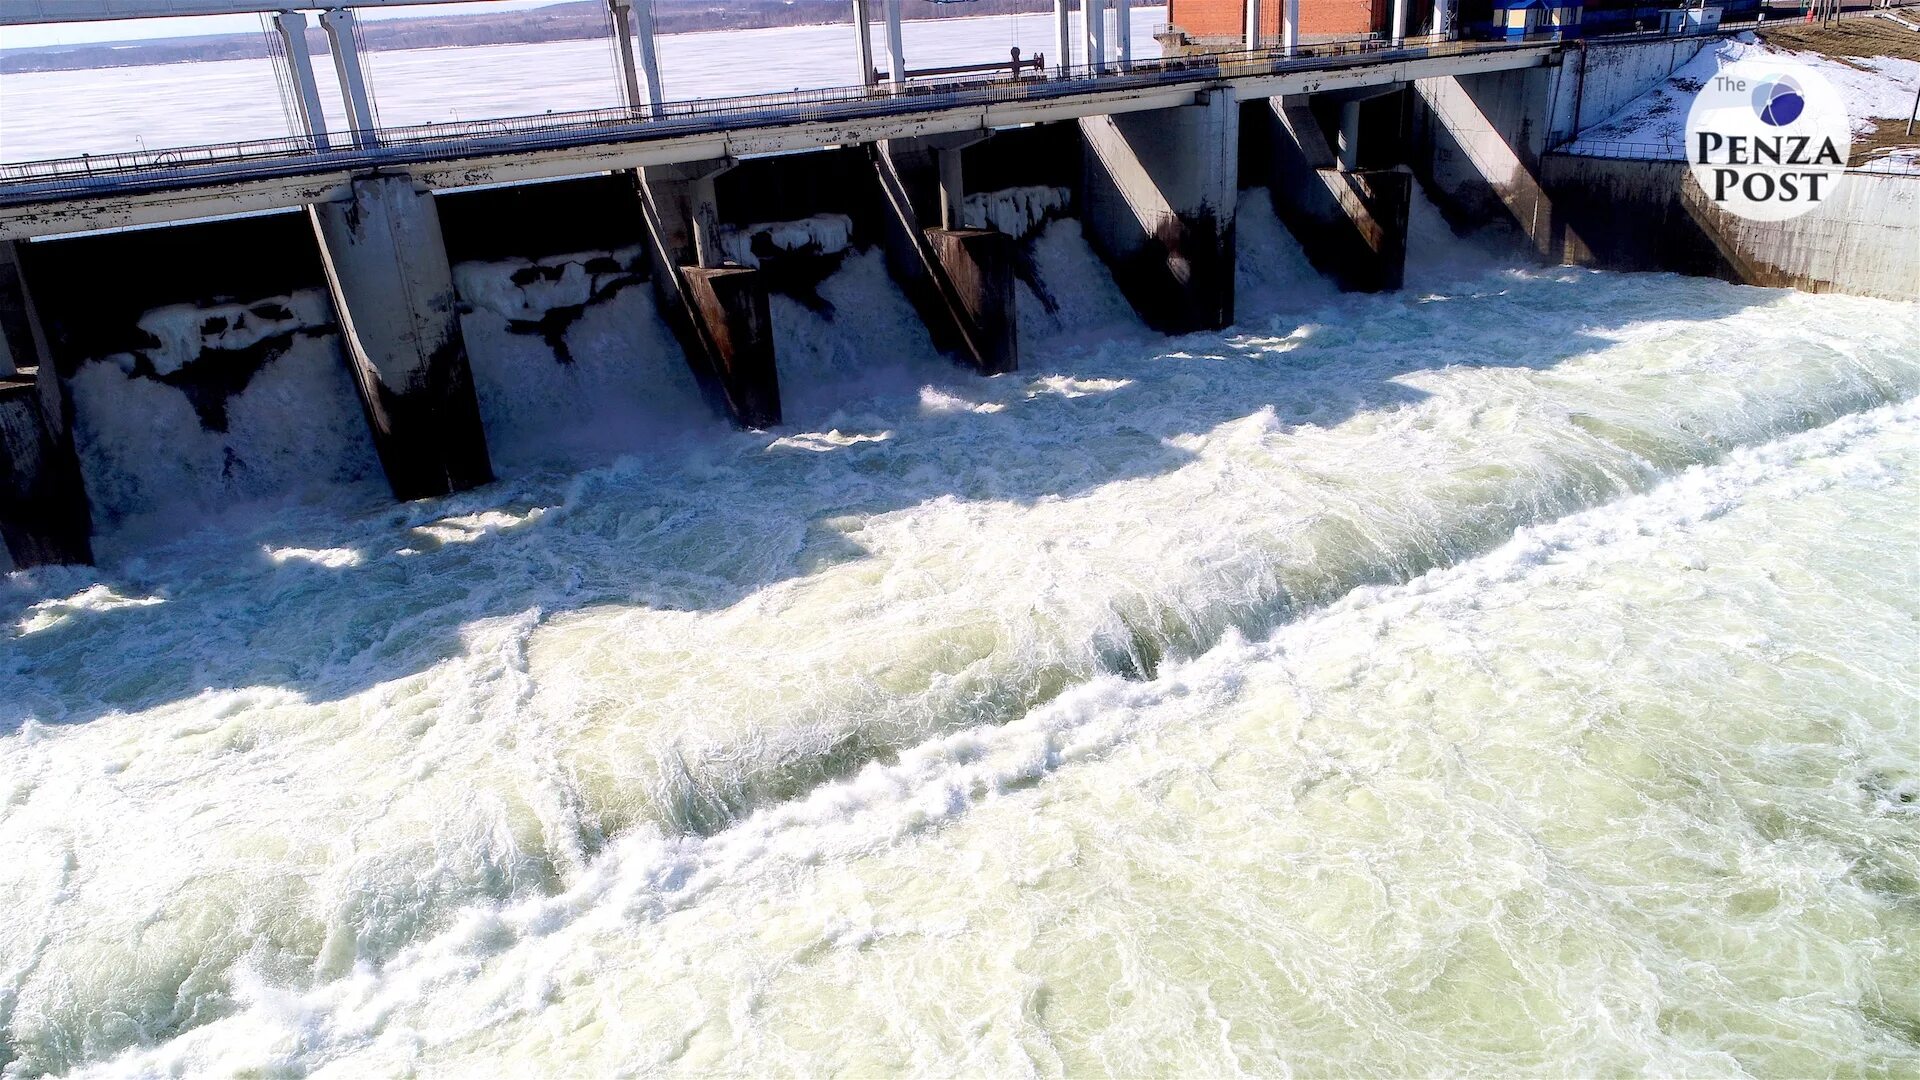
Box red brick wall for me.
[1167,0,1384,39]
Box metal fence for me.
[0,30,1553,201]
[1557,140,1685,160]
[1556,140,1920,175]
[3,1,1916,201]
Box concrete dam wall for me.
[1537,155,1920,301]
[1411,35,1918,303]
[4,32,1914,570]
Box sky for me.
[0,1,569,50]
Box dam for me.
[6,0,1912,570]
[2,2,1918,1075]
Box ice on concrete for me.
[962,185,1071,239]
[454,248,706,465]
[70,290,380,525]
[130,291,334,376]
[454,247,645,322]
[718,215,856,268]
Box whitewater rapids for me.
[1,197,1915,1076]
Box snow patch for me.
[1564,34,1920,160]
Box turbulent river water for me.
[1,196,1916,1077]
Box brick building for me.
[1161,0,1391,47]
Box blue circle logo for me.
[1751,76,1805,126]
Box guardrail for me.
[1556,140,1686,159]
[1554,140,1920,175]
[0,29,1551,202]
[2,1,1914,203]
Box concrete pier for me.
[638,161,783,427]
[1268,93,1411,293]
[309,173,494,501]
[0,243,91,566]
[0,377,92,568]
[271,11,332,151]
[927,228,1017,374]
[1079,89,1238,333]
[874,141,1019,375]
[319,9,377,148]
[683,266,780,424]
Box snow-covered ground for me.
[1858,145,1920,173]
[1562,33,1920,161]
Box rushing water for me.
[1,195,1916,1076]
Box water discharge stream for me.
[1,196,1915,1076]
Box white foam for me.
[67,291,382,530]
[455,250,708,466]
[4,211,1918,1077]
[1013,216,1144,347]
[77,400,1920,1078]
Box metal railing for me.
[1555,139,1686,159]
[0,29,1558,202]
[1555,139,1920,175]
[3,1,1914,203]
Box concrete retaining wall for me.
[1414,35,1719,232]
[1538,154,1920,300]
[1551,37,1713,144]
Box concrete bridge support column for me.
[1267,92,1411,292]
[320,9,377,147]
[637,160,781,427]
[633,0,665,111]
[854,0,878,85]
[310,174,494,500]
[1087,0,1107,74]
[883,0,907,87]
[609,0,665,113]
[874,138,1018,375]
[272,11,331,151]
[1079,89,1239,333]
[1054,0,1073,72]
[937,147,965,229]
[0,242,92,567]
[609,0,646,111]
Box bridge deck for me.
[0,32,1575,239]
